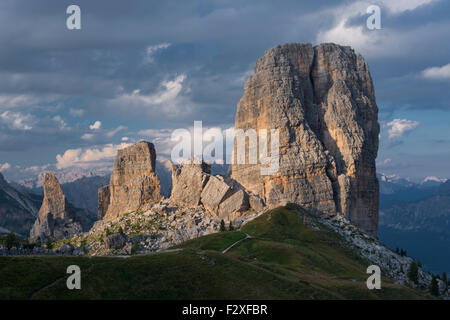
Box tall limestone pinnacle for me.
[30,172,95,241]
[99,141,162,220]
[231,43,380,236]
[37,172,68,221]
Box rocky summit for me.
[30,172,95,241]
[99,141,162,221]
[231,43,379,236]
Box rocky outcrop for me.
[249,195,265,212]
[218,189,249,219]
[231,43,379,236]
[170,162,210,207]
[30,172,95,241]
[104,233,127,250]
[170,162,265,219]
[100,141,162,220]
[67,199,262,256]
[97,186,110,220]
[200,176,232,214]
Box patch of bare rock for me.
[62,199,261,256]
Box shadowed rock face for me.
[231,43,379,236]
[101,141,162,220]
[30,172,95,241]
[0,172,41,235]
[97,186,110,220]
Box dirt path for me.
[222,233,252,254]
[108,248,184,258]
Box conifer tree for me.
[429,276,439,296]
[5,229,16,250]
[407,261,419,284]
[46,237,53,250]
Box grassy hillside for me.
[0,205,432,300]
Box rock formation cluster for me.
[231,43,379,236]
[24,42,380,247]
[170,162,261,220]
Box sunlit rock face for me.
[231,43,379,236]
[101,141,162,220]
[30,172,95,241]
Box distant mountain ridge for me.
[380,180,450,237]
[378,174,450,274]
[29,175,110,214]
[0,172,41,235]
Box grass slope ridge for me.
[0,206,432,299]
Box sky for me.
[0,0,449,184]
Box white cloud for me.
[81,133,94,141]
[138,128,173,139]
[317,19,374,51]
[106,125,127,138]
[138,128,174,156]
[144,43,171,63]
[422,63,450,79]
[0,162,11,171]
[383,0,436,14]
[121,136,129,141]
[127,75,184,105]
[386,118,420,139]
[89,120,102,130]
[377,158,392,166]
[423,176,448,183]
[137,125,234,160]
[315,0,439,58]
[0,111,34,130]
[0,94,41,110]
[69,108,85,117]
[53,115,68,130]
[56,143,132,169]
[110,74,188,116]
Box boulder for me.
[218,189,249,219]
[58,243,74,255]
[249,195,265,212]
[104,233,127,250]
[200,176,232,214]
[171,162,210,207]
